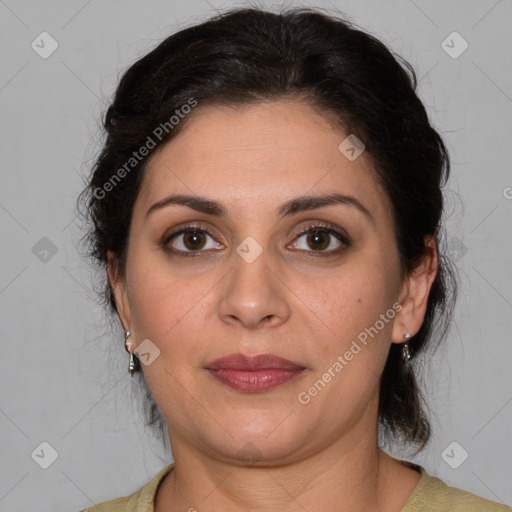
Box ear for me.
[107,250,133,334]
[391,236,438,343]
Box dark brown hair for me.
[78,6,456,452]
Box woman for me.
[78,6,510,512]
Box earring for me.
[402,332,412,362]
[124,331,136,377]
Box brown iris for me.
[183,230,207,250]
[307,229,330,250]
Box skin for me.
[109,99,437,511]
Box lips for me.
[206,353,305,371]
[205,353,306,392]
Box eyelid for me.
[163,222,222,244]
[291,221,350,245]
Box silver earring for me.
[125,331,136,377]
[402,332,412,362]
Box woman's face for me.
[111,99,418,464]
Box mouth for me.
[204,353,307,393]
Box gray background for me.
[1,0,511,510]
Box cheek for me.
[293,263,399,409]
[126,253,225,376]
[298,262,396,342]
[294,268,396,419]
[126,253,202,342]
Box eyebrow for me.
[145,192,374,223]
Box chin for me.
[198,415,306,465]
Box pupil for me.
[308,230,329,250]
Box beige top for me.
[79,462,511,511]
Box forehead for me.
[136,100,390,219]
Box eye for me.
[164,225,224,255]
[289,223,349,254]
[163,222,349,257]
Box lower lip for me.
[206,368,305,392]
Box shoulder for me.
[402,465,511,511]
[78,463,175,512]
[79,495,131,512]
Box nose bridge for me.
[218,243,290,329]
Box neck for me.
[155,425,419,512]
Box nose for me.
[217,249,291,330]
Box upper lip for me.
[205,353,305,371]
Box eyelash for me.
[162,221,350,258]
